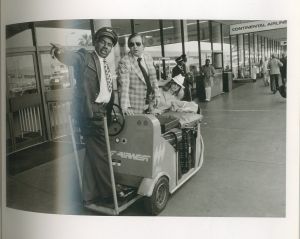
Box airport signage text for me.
[230,20,287,35]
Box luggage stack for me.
[178,128,197,174]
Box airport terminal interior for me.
[5,19,287,216]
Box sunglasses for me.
[129,42,142,47]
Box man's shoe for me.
[83,198,102,206]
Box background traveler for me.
[268,53,283,93]
[201,59,216,101]
[280,53,287,85]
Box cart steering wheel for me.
[108,104,125,136]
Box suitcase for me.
[278,85,286,98]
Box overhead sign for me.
[230,20,287,35]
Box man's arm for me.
[278,59,283,67]
[146,55,160,107]
[118,57,133,114]
[50,43,84,67]
[211,65,216,76]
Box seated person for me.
[151,74,199,115]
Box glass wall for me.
[238,34,244,78]
[257,35,261,62]
[185,20,200,86]
[231,35,238,79]
[6,23,33,48]
[35,20,93,91]
[132,20,163,80]
[222,24,231,71]
[254,34,258,62]
[199,21,211,66]
[211,22,222,51]
[111,19,132,60]
[249,33,254,67]
[162,20,183,78]
[211,21,222,70]
[35,20,92,47]
[7,54,38,98]
[261,36,265,60]
[244,34,250,78]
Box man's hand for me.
[154,97,160,107]
[151,108,163,115]
[123,108,134,116]
[50,43,63,59]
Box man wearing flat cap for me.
[51,27,119,205]
[172,54,193,101]
[172,54,187,78]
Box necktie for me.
[137,57,153,103]
[103,58,113,92]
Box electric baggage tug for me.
[71,106,204,215]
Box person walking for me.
[280,53,287,85]
[201,59,215,101]
[118,33,160,115]
[51,27,120,205]
[268,53,283,93]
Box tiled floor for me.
[6,79,286,217]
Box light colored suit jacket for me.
[268,58,283,75]
[118,52,159,114]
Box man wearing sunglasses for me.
[51,27,122,205]
[118,33,160,115]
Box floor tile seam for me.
[201,109,284,112]
[10,175,82,200]
[9,177,57,196]
[8,179,82,205]
[204,155,286,166]
[194,180,285,195]
[9,153,78,177]
[201,126,286,134]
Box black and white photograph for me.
[1,0,299,238]
[5,19,287,217]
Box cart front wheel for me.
[144,176,169,215]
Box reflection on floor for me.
[6,78,286,217]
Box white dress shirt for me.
[95,54,112,103]
[134,54,148,75]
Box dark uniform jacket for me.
[57,48,114,134]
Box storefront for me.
[6,19,286,152]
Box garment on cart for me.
[153,88,198,114]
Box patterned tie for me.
[103,58,113,92]
[137,57,153,103]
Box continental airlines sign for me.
[230,20,287,35]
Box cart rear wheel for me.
[144,176,169,215]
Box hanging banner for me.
[230,20,287,35]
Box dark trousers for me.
[270,74,280,89]
[81,118,112,202]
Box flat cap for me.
[175,54,187,63]
[94,27,118,46]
